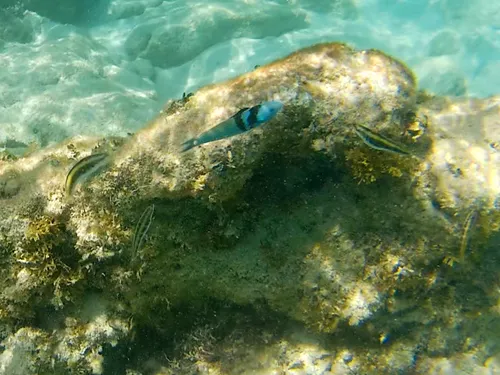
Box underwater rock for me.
[416,95,500,213]
[412,95,500,275]
[0,27,159,147]
[0,8,38,44]
[0,328,50,375]
[125,3,309,68]
[12,0,102,25]
[416,56,467,96]
[0,42,499,374]
[0,304,129,375]
[292,0,359,19]
[469,60,500,97]
[427,30,461,57]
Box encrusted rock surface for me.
[0,42,499,374]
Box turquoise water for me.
[0,0,499,146]
[0,1,500,375]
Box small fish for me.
[131,204,155,258]
[64,152,111,197]
[180,100,284,152]
[458,209,478,262]
[353,124,410,156]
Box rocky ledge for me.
[0,42,499,375]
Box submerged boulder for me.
[0,42,498,374]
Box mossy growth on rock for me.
[0,42,499,374]
[344,146,419,184]
[0,214,81,323]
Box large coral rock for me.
[417,96,500,212]
[0,42,499,374]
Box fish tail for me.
[180,138,198,152]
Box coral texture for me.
[0,42,498,374]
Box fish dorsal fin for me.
[233,107,250,131]
[246,105,263,129]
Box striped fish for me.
[458,209,478,262]
[353,124,410,156]
[64,152,111,197]
[180,100,283,152]
[131,204,155,258]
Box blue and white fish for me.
[180,100,283,152]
